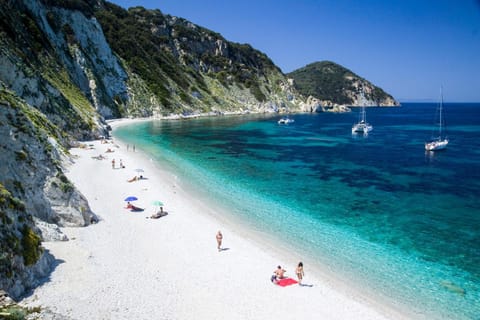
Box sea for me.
[114,103,480,319]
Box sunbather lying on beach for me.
[127,175,144,182]
[125,202,143,211]
[150,208,168,219]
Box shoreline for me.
[22,117,409,319]
[109,118,416,320]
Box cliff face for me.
[0,87,96,299]
[0,181,54,300]
[94,3,308,116]
[0,0,128,125]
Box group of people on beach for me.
[110,141,307,288]
[109,141,307,288]
[271,262,304,285]
[111,159,125,169]
[216,230,305,285]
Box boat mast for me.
[438,86,444,139]
[360,89,366,123]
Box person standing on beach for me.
[111,159,115,169]
[216,230,223,252]
[296,262,304,285]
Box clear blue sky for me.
[108,0,480,102]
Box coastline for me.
[22,117,408,319]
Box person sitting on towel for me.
[271,265,286,283]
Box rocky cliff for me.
[0,87,97,299]
[93,2,309,116]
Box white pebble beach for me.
[22,119,408,320]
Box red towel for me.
[276,278,298,287]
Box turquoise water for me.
[115,103,480,319]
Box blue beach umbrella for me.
[124,196,138,202]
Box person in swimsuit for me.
[271,265,286,283]
[296,262,304,285]
[216,230,223,252]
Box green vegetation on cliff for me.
[0,183,41,276]
[0,1,100,137]
[95,4,189,110]
[94,3,279,113]
[0,88,68,155]
[287,61,397,105]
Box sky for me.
[108,0,480,102]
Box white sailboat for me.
[352,93,372,134]
[278,116,294,124]
[425,88,449,151]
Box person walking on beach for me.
[111,159,115,169]
[295,262,304,285]
[216,230,223,252]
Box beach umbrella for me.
[152,200,164,212]
[124,196,138,202]
[151,200,164,207]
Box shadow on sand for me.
[299,283,314,287]
[22,250,65,299]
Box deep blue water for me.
[115,103,480,319]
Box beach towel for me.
[276,278,298,287]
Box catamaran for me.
[278,117,294,124]
[352,96,372,134]
[425,88,449,151]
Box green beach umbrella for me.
[152,200,164,207]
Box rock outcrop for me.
[0,88,97,299]
[287,61,400,108]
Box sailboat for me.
[425,88,449,151]
[352,93,372,134]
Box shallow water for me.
[115,103,480,319]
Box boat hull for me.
[352,123,372,134]
[278,118,294,124]
[425,139,449,151]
